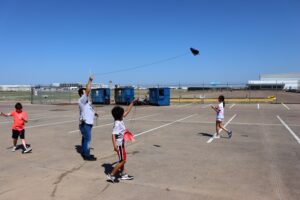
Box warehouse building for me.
[0,85,31,91]
[248,73,300,91]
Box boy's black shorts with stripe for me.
[117,143,127,162]
[12,129,25,139]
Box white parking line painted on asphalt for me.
[201,104,212,108]
[68,113,159,134]
[173,103,194,108]
[134,119,297,127]
[206,114,237,143]
[206,136,215,143]
[281,103,290,110]
[31,114,112,121]
[25,114,113,129]
[29,115,75,121]
[27,110,75,116]
[26,119,78,129]
[134,114,197,137]
[69,122,114,134]
[0,121,11,124]
[230,104,236,109]
[28,110,107,118]
[0,114,112,127]
[277,115,300,144]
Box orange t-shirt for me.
[8,111,27,131]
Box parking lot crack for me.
[51,162,85,199]
[0,188,14,196]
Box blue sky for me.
[0,0,299,85]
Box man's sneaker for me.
[12,146,17,152]
[106,174,116,183]
[120,173,134,180]
[228,131,233,139]
[23,147,32,154]
[83,155,97,161]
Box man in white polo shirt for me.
[78,75,98,161]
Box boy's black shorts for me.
[12,129,25,139]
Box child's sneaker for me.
[12,146,17,152]
[228,131,233,139]
[120,173,134,180]
[106,174,116,183]
[23,147,32,154]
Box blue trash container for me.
[114,87,134,105]
[149,88,170,106]
[91,88,110,104]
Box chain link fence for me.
[133,83,299,104]
[0,83,299,104]
[30,87,78,104]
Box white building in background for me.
[248,73,300,91]
[0,85,32,91]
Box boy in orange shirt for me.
[1,103,32,153]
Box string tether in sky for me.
[93,47,200,76]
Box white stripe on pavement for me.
[174,103,194,108]
[202,104,213,108]
[230,104,236,109]
[135,114,197,137]
[281,103,290,110]
[277,115,300,144]
[26,120,77,129]
[68,114,159,134]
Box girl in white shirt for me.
[211,95,232,139]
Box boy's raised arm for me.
[123,99,137,118]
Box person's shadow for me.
[198,132,229,139]
[102,162,119,183]
[75,145,95,154]
[75,145,82,155]
[198,132,214,137]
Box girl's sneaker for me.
[228,131,233,138]
[213,134,220,139]
[121,173,134,180]
[12,146,17,152]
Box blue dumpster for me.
[149,88,170,106]
[91,88,110,104]
[114,87,134,105]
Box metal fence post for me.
[202,82,204,104]
[178,82,181,104]
[226,82,229,100]
[69,87,72,104]
[31,87,33,104]
[248,83,251,104]
[276,80,278,104]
